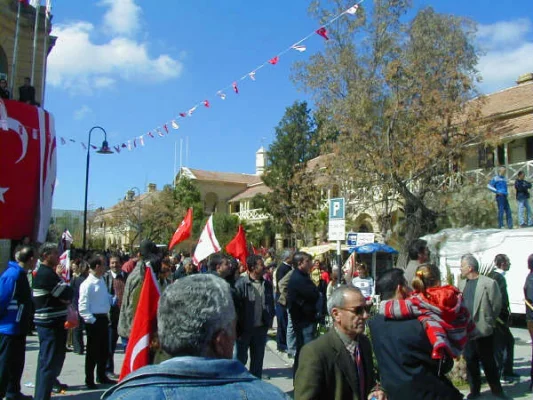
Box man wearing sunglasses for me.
[369,269,463,400]
[294,285,385,400]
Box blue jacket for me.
[0,261,33,335]
[487,175,508,196]
[102,356,288,400]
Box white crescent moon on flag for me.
[6,117,29,163]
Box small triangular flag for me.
[249,71,256,81]
[292,44,306,52]
[316,27,329,40]
[232,82,239,94]
[217,91,226,100]
[268,56,279,65]
[203,100,210,108]
[171,120,179,129]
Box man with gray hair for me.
[459,254,507,399]
[295,285,383,399]
[102,274,287,399]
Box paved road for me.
[17,328,532,399]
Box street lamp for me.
[82,126,113,251]
[128,186,142,248]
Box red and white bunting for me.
[49,1,363,155]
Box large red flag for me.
[0,99,56,242]
[168,208,193,249]
[225,225,248,267]
[119,264,160,380]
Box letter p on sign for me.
[329,198,345,220]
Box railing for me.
[441,160,533,189]
[232,208,270,221]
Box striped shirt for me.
[32,263,73,327]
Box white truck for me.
[422,227,533,315]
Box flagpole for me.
[30,3,41,85]
[173,141,177,188]
[9,1,23,95]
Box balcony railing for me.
[232,208,270,222]
[442,160,533,189]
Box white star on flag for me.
[292,45,306,52]
[217,91,226,100]
[249,71,256,81]
[345,4,359,14]
[0,187,8,203]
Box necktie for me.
[355,344,366,400]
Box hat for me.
[139,239,157,258]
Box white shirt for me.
[352,276,375,298]
[78,273,112,324]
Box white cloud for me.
[47,1,183,95]
[100,0,142,37]
[477,18,533,92]
[73,105,93,120]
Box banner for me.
[0,99,56,242]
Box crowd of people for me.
[1,237,533,400]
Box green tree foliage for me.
[260,101,326,242]
[293,0,493,262]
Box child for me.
[351,263,375,300]
[382,264,475,359]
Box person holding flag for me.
[119,255,161,380]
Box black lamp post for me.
[82,126,113,251]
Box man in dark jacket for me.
[287,251,319,376]
[18,77,38,105]
[103,254,127,378]
[490,254,518,383]
[0,246,34,400]
[32,243,74,400]
[234,255,274,378]
[515,170,533,227]
[369,269,463,400]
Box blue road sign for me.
[329,198,345,220]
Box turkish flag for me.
[225,225,248,267]
[168,208,193,249]
[316,27,329,40]
[0,99,56,242]
[119,264,160,380]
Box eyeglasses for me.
[338,305,372,316]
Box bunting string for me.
[2,2,363,154]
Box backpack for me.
[277,269,293,306]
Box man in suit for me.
[18,77,38,105]
[489,254,518,383]
[295,285,384,400]
[369,269,463,400]
[103,254,127,378]
[459,254,507,399]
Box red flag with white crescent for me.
[119,264,160,380]
[0,99,56,242]
[168,208,193,249]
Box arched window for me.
[204,192,218,213]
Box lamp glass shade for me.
[97,140,113,154]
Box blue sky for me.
[47,0,533,211]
